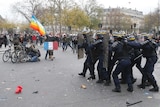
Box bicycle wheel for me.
[18,51,26,63]
[11,51,18,63]
[2,50,10,62]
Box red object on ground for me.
[15,86,23,94]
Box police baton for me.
[134,54,143,61]
[126,100,142,106]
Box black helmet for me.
[82,34,87,38]
[144,36,148,40]
[96,34,103,39]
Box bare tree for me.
[77,0,104,30]
[12,0,44,22]
[107,8,132,32]
[47,0,76,34]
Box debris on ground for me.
[81,84,87,89]
[15,86,23,94]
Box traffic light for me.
[131,25,133,29]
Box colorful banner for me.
[30,15,46,36]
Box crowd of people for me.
[0,33,78,61]
[0,32,159,93]
[78,32,159,93]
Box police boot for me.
[87,75,96,80]
[137,84,145,89]
[149,82,159,92]
[127,82,133,92]
[112,88,121,93]
[96,79,104,83]
[127,87,133,92]
[137,79,145,89]
[78,73,85,77]
[149,87,159,92]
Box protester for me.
[27,44,41,62]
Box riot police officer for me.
[90,34,109,84]
[112,35,133,92]
[78,34,96,80]
[107,40,113,83]
[127,35,143,84]
[108,36,122,84]
[127,36,159,92]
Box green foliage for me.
[62,6,90,29]
[0,19,16,33]
[89,17,100,29]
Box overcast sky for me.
[100,0,159,14]
[0,0,159,21]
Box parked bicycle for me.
[2,44,13,62]
[11,45,30,63]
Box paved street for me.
[0,45,160,107]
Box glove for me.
[141,40,149,46]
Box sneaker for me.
[149,87,159,92]
[78,73,85,77]
[112,88,121,93]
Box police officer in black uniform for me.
[112,35,133,92]
[127,35,143,84]
[90,34,109,84]
[127,36,159,92]
[108,36,122,84]
[107,40,113,83]
[78,34,96,80]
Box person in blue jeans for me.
[27,44,40,62]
